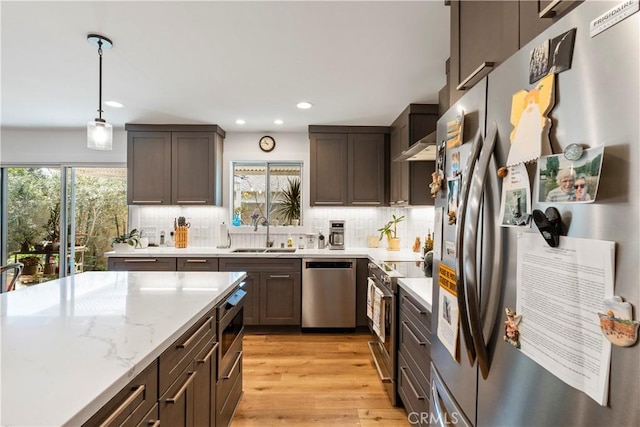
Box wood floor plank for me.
[231,332,409,426]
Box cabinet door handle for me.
[177,318,212,349]
[124,259,157,263]
[539,0,564,18]
[402,295,427,315]
[402,321,427,346]
[222,351,243,379]
[131,200,163,204]
[269,274,290,279]
[196,342,219,364]
[400,367,425,400]
[98,384,145,427]
[176,200,207,204]
[147,421,161,427]
[165,371,196,403]
[456,62,495,90]
[314,201,343,205]
[351,201,381,205]
[186,259,208,263]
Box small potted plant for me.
[20,255,42,276]
[111,229,141,252]
[378,214,405,251]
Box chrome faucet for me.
[254,216,274,247]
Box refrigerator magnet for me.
[446,112,464,149]
[447,176,460,225]
[499,164,531,228]
[504,308,523,349]
[598,296,640,347]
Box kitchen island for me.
[0,270,246,427]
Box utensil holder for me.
[175,226,188,248]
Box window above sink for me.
[232,162,302,228]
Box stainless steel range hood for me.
[392,130,436,161]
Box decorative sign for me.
[590,0,639,38]
[437,264,459,360]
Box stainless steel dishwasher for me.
[302,258,356,328]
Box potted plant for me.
[20,255,42,275]
[111,229,141,252]
[277,178,301,226]
[378,214,405,251]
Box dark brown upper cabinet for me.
[519,0,582,47]
[126,124,225,206]
[309,126,389,207]
[449,0,519,105]
[389,105,438,206]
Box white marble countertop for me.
[398,277,433,313]
[104,246,424,262]
[0,271,246,427]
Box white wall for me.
[1,128,435,249]
[0,128,127,164]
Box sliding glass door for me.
[1,166,127,292]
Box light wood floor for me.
[231,332,409,426]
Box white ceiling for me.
[1,1,450,133]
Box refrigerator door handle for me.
[463,121,498,380]
[455,129,483,365]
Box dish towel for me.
[371,287,385,343]
[367,278,375,320]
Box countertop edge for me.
[397,277,433,313]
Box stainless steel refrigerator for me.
[431,2,639,426]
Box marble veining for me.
[0,271,246,427]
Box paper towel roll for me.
[217,223,231,248]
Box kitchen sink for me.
[265,248,297,253]
[231,248,267,253]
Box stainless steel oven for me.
[367,261,398,405]
[367,260,426,406]
[217,285,246,380]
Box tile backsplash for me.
[130,205,434,250]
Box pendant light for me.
[87,34,113,150]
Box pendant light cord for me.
[97,40,103,120]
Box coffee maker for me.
[328,220,345,250]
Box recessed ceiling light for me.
[235,119,246,125]
[274,119,284,125]
[104,100,123,108]
[297,102,313,109]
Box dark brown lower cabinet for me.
[83,360,159,427]
[108,257,177,271]
[219,258,301,326]
[159,369,197,427]
[397,288,432,425]
[216,351,243,427]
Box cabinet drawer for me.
[176,257,218,271]
[158,367,198,427]
[216,352,243,427]
[84,360,158,427]
[219,257,300,272]
[397,351,430,426]
[399,291,431,334]
[108,257,177,271]
[134,403,159,427]
[159,312,214,394]
[398,315,431,388]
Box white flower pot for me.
[113,243,134,252]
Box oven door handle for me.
[367,277,393,298]
[367,341,392,383]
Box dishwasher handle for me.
[305,261,353,269]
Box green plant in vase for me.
[378,214,405,251]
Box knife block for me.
[175,226,188,248]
